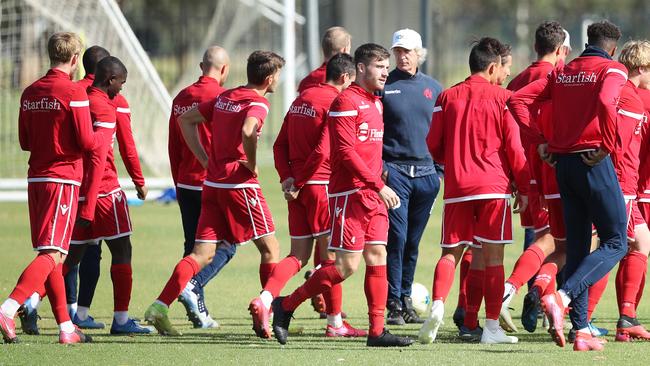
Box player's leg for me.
[459,243,484,342]
[453,248,472,329]
[400,172,439,324]
[75,243,103,328]
[176,187,202,257]
[63,263,79,318]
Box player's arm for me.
[178,103,210,169]
[272,114,293,185]
[240,116,259,177]
[507,76,552,145]
[597,68,628,154]
[168,110,181,186]
[294,121,330,189]
[502,109,530,213]
[426,95,445,164]
[18,100,30,151]
[70,86,102,152]
[115,101,147,199]
[78,128,112,222]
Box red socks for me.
[507,245,545,290]
[364,265,387,338]
[259,262,277,288]
[587,272,609,320]
[616,251,648,318]
[282,264,344,311]
[9,253,56,304]
[156,256,200,306]
[484,265,504,320]
[532,262,558,295]
[263,256,301,297]
[432,257,456,301]
[321,260,342,315]
[111,264,132,312]
[463,269,484,329]
[44,264,70,324]
[457,249,472,310]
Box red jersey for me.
[508,53,628,154]
[635,88,650,198]
[168,76,224,189]
[19,69,100,185]
[114,94,145,188]
[427,74,530,202]
[197,86,270,186]
[297,62,326,93]
[273,83,339,188]
[611,81,646,198]
[327,83,385,194]
[78,87,118,220]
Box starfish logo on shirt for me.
[22,97,61,111]
[358,122,370,142]
[249,197,258,207]
[555,71,597,85]
[358,122,384,142]
[60,204,70,216]
[424,88,433,100]
[173,102,199,116]
[215,98,242,113]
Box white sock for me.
[558,289,571,307]
[114,311,129,325]
[577,327,590,334]
[260,291,273,309]
[327,313,343,328]
[0,298,21,318]
[76,306,90,321]
[59,320,75,333]
[485,319,500,332]
[429,299,444,317]
[154,300,168,308]
[502,282,516,307]
[67,302,78,316]
[28,292,41,310]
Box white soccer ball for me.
[410,282,431,316]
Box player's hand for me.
[281,178,295,193]
[75,217,91,228]
[581,148,608,166]
[513,193,528,214]
[378,185,401,209]
[537,143,556,166]
[283,188,300,202]
[238,160,258,177]
[381,169,388,183]
[135,185,148,200]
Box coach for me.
[382,29,443,325]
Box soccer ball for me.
[410,282,431,316]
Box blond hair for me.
[48,32,83,65]
[322,26,351,59]
[619,40,650,73]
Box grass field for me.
[0,167,648,365]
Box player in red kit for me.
[298,26,351,93]
[419,37,529,345]
[144,51,284,337]
[612,40,650,342]
[169,47,236,329]
[271,43,414,348]
[509,21,628,351]
[249,53,365,338]
[0,32,100,344]
[65,56,150,335]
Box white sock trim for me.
[260,291,273,309]
[558,289,571,307]
[59,320,75,333]
[327,313,343,328]
[114,311,129,325]
[1,298,21,318]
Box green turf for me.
[0,168,648,365]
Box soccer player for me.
[144,51,284,337]
[508,20,628,351]
[419,37,530,345]
[65,56,150,335]
[169,46,235,329]
[497,22,568,333]
[298,26,351,93]
[250,53,364,338]
[612,40,650,342]
[0,32,99,344]
[271,43,414,348]
[382,28,443,325]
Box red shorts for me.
[288,184,330,239]
[626,199,647,241]
[195,184,275,245]
[328,189,388,252]
[545,197,566,240]
[28,182,79,254]
[441,198,512,248]
[71,190,132,244]
[520,189,549,232]
[638,199,650,224]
